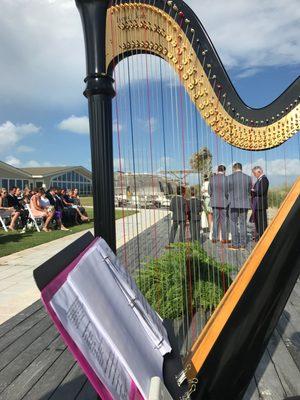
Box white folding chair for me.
[24,204,41,232]
[0,214,8,232]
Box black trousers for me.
[254,208,268,239]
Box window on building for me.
[16,180,22,189]
[23,180,29,189]
[36,181,43,189]
[9,179,16,190]
[1,179,8,189]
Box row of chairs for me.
[0,204,44,233]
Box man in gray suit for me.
[169,186,188,243]
[209,165,229,243]
[227,163,252,249]
[189,187,202,242]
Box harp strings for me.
[109,0,300,360]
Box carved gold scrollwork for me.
[106,3,299,150]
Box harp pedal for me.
[148,377,173,400]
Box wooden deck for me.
[0,279,299,399]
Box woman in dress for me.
[30,188,55,232]
[201,174,213,239]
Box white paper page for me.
[96,238,171,354]
[50,283,132,400]
[51,245,165,399]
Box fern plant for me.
[136,242,232,320]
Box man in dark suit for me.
[189,187,202,242]
[227,163,252,250]
[46,187,69,231]
[209,165,229,243]
[169,186,188,243]
[251,166,269,240]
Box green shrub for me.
[136,242,232,320]
[268,186,291,209]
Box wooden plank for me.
[22,348,76,400]
[49,363,87,400]
[276,312,300,371]
[0,307,47,353]
[267,329,300,396]
[255,348,286,400]
[0,336,66,400]
[242,377,260,400]
[0,301,43,339]
[0,324,59,394]
[284,301,300,333]
[289,289,300,314]
[0,315,52,371]
[75,380,98,400]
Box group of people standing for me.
[169,163,269,250]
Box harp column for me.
[76,0,116,252]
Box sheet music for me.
[96,238,172,355]
[50,239,171,399]
[51,284,132,400]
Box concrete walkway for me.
[0,208,169,324]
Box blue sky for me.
[0,0,299,187]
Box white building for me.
[0,161,92,195]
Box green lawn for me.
[0,209,135,258]
[81,196,94,207]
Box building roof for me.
[21,166,92,178]
[0,160,32,178]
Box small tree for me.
[190,147,212,178]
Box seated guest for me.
[30,188,55,232]
[46,187,69,231]
[7,187,29,231]
[56,188,77,225]
[251,166,269,240]
[71,188,89,219]
[0,188,19,230]
[71,188,82,205]
[61,188,89,222]
[189,187,202,242]
[22,188,31,205]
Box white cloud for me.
[233,158,300,176]
[0,0,298,114]
[189,0,300,70]
[3,156,54,168]
[0,121,40,155]
[58,115,89,135]
[17,145,35,153]
[4,156,21,168]
[0,0,85,108]
[114,158,125,170]
[25,160,53,167]
[236,68,261,79]
[113,120,123,133]
[136,116,158,132]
